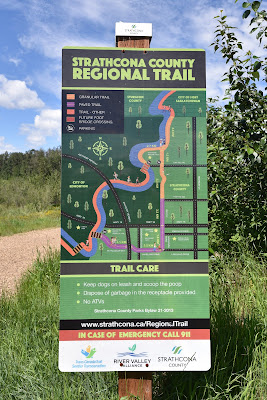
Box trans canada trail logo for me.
[81,345,96,358]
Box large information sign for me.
[59,47,210,371]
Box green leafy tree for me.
[198,107,202,116]
[74,201,79,208]
[138,105,142,116]
[123,137,127,146]
[136,120,142,136]
[99,242,104,256]
[178,146,181,158]
[137,209,142,219]
[67,194,72,204]
[102,190,108,205]
[109,209,114,221]
[118,161,124,171]
[148,202,153,214]
[199,131,204,144]
[182,105,186,116]
[108,157,113,167]
[208,2,267,252]
[69,140,74,150]
[68,163,72,169]
[171,213,175,223]
[84,201,89,211]
[186,121,191,135]
[129,106,132,116]
[80,166,85,174]
[185,143,189,155]
[67,220,72,229]
[188,210,191,222]
[186,168,190,178]
[179,206,183,217]
[78,136,82,142]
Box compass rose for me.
[88,137,112,160]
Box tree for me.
[171,213,175,223]
[84,201,89,211]
[67,194,72,204]
[187,210,191,222]
[186,121,191,135]
[178,147,181,158]
[109,209,114,221]
[74,201,79,208]
[148,202,153,214]
[208,2,267,252]
[78,136,82,142]
[182,105,186,116]
[137,209,142,219]
[199,131,203,144]
[69,140,74,150]
[67,220,72,229]
[123,137,127,146]
[68,163,72,169]
[102,190,108,204]
[179,206,183,217]
[80,166,85,174]
[118,161,124,171]
[185,143,189,155]
[129,106,132,116]
[156,178,159,189]
[138,106,142,116]
[108,157,113,167]
[136,120,142,136]
[198,107,202,116]
[99,242,104,256]
[186,168,190,178]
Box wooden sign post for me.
[116,23,153,400]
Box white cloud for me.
[0,75,44,109]
[0,136,17,153]
[9,57,21,66]
[20,109,61,146]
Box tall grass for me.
[0,174,61,236]
[0,248,266,399]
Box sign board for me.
[115,22,152,38]
[59,47,210,372]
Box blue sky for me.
[0,0,266,153]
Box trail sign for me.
[59,47,210,372]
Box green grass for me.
[0,248,266,399]
[0,206,60,236]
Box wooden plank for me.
[116,28,152,400]
[118,371,153,400]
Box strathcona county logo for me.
[172,346,182,354]
[81,345,96,359]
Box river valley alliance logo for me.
[117,343,148,358]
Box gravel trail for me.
[0,227,60,294]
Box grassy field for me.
[0,249,266,400]
[0,206,60,236]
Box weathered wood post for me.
[116,22,153,400]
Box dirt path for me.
[0,227,60,294]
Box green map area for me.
[61,89,208,262]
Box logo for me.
[81,345,96,359]
[66,124,75,132]
[132,24,137,28]
[117,343,148,358]
[172,346,182,354]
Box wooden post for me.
[116,27,153,400]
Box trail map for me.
[59,48,210,372]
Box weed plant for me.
[0,248,266,399]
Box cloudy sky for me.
[0,0,265,153]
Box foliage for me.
[208,0,267,252]
[1,248,266,399]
